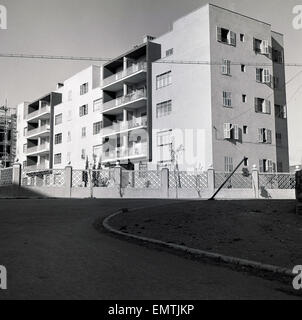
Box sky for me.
[0,0,301,165]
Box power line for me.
[1,53,302,67]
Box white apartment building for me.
[151,3,289,172]
[16,4,289,174]
[53,65,102,169]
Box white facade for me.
[53,65,102,169]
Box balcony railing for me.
[102,62,147,87]
[102,143,148,162]
[103,89,147,112]
[101,116,148,136]
[25,163,49,172]
[26,103,51,120]
[26,143,50,155]
[26,125,50,138]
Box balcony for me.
[26,143,50,156]
[102,143,148,163]
[101,116,148,137]
[103,89,147,114]
[27,102,51,121]
[25,163,49,173]
[102,62,147,91]
[26,125,50,139]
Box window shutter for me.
[258,129,264,143]
[229,31,236,46]
[267,160,273,173]
[265,100,271,114]
[261,40,269,54]
[267,129,272,144]
[217,27,222,42]
[222,60,227,74]
[256,68,261,82]
[255,97,259,112]
[224,123,231,139]
[263,69,270,83]
[233,124,239,140]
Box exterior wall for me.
[209,4,281,172]
[53,65,102,169]
[272,31,290,172]
[16,102,29,166]
[152,5,213,171]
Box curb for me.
[103,209,293,278]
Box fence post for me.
[252,165,259,199]
[296,170,302,215]
[114,166,122,197]
[207,167,215,193]
[161,168,169,198]
[65,166,72,198]
[12,163,22,186]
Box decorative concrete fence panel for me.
[0,168,13,186]
[215,172,253,189]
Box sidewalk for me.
[110,200,301,269]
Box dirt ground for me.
[110,200,302,269]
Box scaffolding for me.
[0,102,17,168]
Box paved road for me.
[0,199,298,300]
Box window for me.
[224,123,239,140]
[242,95,247,103]
[80,83,89,95]
[221,60,231,75]
[157,130,172,146]
[275,105,287,119]
[93,99,102,112]
[276,133,282,146]
[240,34,245,42]
[23,144,27,153]
[217,27,236,46]
[259,159,275,173]
[224,157,234,173]
[93,121,102,135]
[223,92,232,108]
[243,126,248,135]
[81,149,86,160]
[23,127,27,136]
[258,128,272,144]
[55,114,63,125]
[255,98,271,114]
[67,110,72,121]
[241,64,246,72]
[166,48,173,57]
[55,133,62,145]
[79,104,88,117]
[256,68,271,84]
[244,158,249,166]
[273,49,283,63]
[81,127,86,138]
[273,77,279,89]
[156,100,172,118]
[254,38,269,54]
[156,71,172,89]
[54,153,62,165]
[277,162,283,172]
